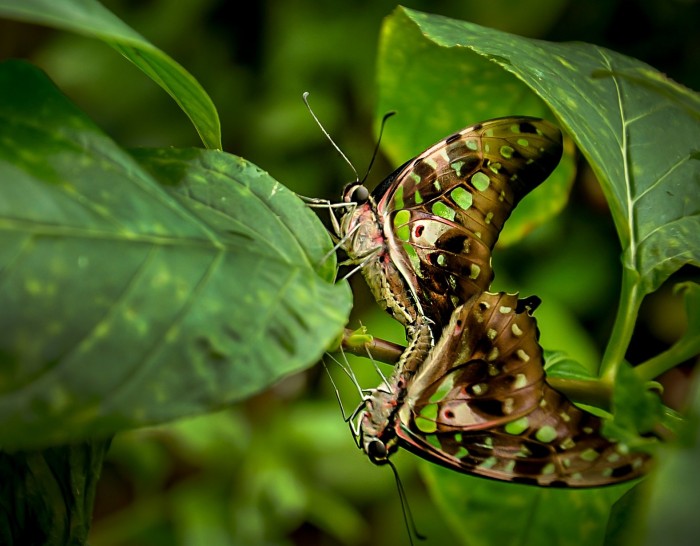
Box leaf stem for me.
[546,377,614,411]
[600,267,643,383]
[635,337,700,382]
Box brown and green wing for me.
[376,117,562,328]
[397,292,651,487]
[404,292,545,432]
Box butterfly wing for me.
[376,117,563,328]
[404,293,545,431]
[397,293,651,487]
[399,386,651,487]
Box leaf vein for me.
[204,164,317,269]
[597,47,636,259]
[636,213,700,249]
[100,247,226,412]
[632,153,693,204]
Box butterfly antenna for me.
[303,92,361,182]
[388,459,427,544]
[322,357,352,422]
[360,110,396,184]
[298,195,354,210]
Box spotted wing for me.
[398,394,650,487]
[375,117,563,328]
[404,293,545,432]
[397,293,651,487]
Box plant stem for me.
[546,377,614,411]
[600,267,643,383]
[341,328,402,364]
[635,337,700,382]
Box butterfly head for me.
[336,183,385,261]
[365,438,390,465]
[342,182,370,204]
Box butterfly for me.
[356,291,651,487]
[336,116,563,339]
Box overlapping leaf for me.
[0,0,221,149]
[0,61,351,449]
[375,9,700,544]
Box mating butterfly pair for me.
[329,116,649,487]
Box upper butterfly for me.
[336,117,563,335]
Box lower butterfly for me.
[356,292,651,487]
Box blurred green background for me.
[1,0,698,544]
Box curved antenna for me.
[388,459,427,545]
[303,92,360,182]
[361,110,396,184]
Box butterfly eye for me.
[366,439,388,462]
[343,184,370,203]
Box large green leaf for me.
[0,0,221,149]
[0,60,351,450]
[379,7,700,294]
[423,464,641,546]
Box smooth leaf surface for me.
[380,7,700,294]
[0,60,351,450]
[423,463,641,546]
[0,0,221,149]
[545,351,597,380]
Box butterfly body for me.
[339,194,421,328]
[358,293,651,487]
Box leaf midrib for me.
[597,47,637,269]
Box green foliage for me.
[0,440,110,546]
[636,282,700,382]
[424,464,640,546]
[373,8,699,544]
[0,1,698,546]
[0,0,221,149]
[639,374,700,546]
[0,60,349,450]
